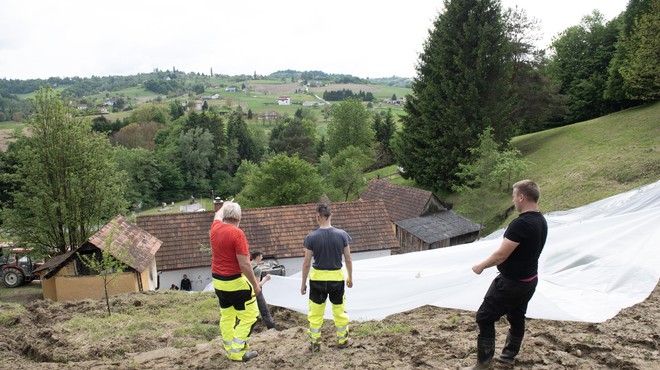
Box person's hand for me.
[301,284,307,295]
[472,265,484,275]
[346,278,353,288]
[253,285,261,297]
[263,274,271,282]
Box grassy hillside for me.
[513,100,660,214]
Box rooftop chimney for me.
[213,197,224,213]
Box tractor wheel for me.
[3,269,25,288]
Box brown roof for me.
[33,214,161,277]
[137,200,397,271]
[137,211,214,271]
[360,179,446,222]
[85,214,162,272]
[395,211,482,243]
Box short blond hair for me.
[221,200,242,222]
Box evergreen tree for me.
[395,0,514,191]
[619,0,660,101]
[227,110,258,163]
[605,0,654,104]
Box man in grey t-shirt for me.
[300,203,353,352]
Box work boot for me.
[461,337,495,369]
[337,338,351,349]
[310,342,321,353]
[241,350,258,362]
[495,331,523,365]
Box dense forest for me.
[0,0,657,255]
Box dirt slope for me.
[1,283,658,370]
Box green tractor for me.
[1,248,43,288]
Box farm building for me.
[34,215,162,301]
[360,179,481,253]
[136,199,398,291]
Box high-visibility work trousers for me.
[213,275,258,361]
[307,268,349,345]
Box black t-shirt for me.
[499,211,548,280]
[304,227,351,270]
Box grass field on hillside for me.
[513,101,660,214]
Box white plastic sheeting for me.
[259,181,660,323]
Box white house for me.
[277,96,291,105]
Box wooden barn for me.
[34,215,162,301]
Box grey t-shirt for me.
[303,227,351,270]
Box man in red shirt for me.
[210,200,261,362]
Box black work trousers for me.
[475,274,537,339]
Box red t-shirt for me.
[210,220,249,276]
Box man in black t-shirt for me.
[462,180,548,370]
[300,203,353,352]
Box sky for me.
[0,0,629,81]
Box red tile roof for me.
[360,179,446,222]
[137,200,397,271]
[86,214,162,272]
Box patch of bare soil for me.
[1,283,658,370]
[308,83,386,94]
[247,83,301,95]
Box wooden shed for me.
[34,215,162,301]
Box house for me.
[277,96,291,105]
[360,179,448,222]
[76,104,87,110]
[225,86,237,92]
[136,199,397,290]
[263,111,279,121]
[34,215,162,301]
[194,99,203,111]
[395,212,481,253]
[360,179,480,253]
[211,93,221,99]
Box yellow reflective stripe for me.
[310,268,344,281]
[309,327,321,334]
[336,325,347,332]
[212,275,251,291]
[233,338,247,345]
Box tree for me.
[227,110,259,162]
[1,87,127,254]
[605,0,655,104]
[372,109,397,167]
[328,146,374,201]
[619,0,660,101]
[547,11,620,123]
[326,98,374,156]
[503,6,567,134]
[452,127,528,235]
[269,117,318,163]
[114,147,162,210]
[237,154,324,207]
[177,126,214,196]
[395,0,514,191]
[77,227,133,317]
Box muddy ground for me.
[0,282,657,370]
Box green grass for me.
[513,101,660,214]
[135,198,216,218]
[0,121,25,130]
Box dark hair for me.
[250,251,263,260]
[316,203,331,218]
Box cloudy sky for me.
[0,0,628,80]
